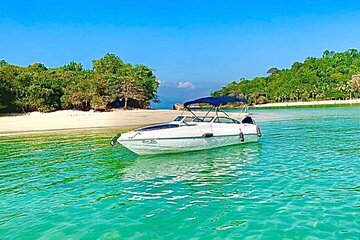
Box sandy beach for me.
[0,109,280,136]
[0,110,179,136]
[2,99,359,136]
[254,98,360,108]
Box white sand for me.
[0,109,278,136]
[254,99,360,108]
[0,110,177,135]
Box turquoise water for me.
[1,107,360,239]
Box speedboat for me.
[111,97,261,155]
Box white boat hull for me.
[119,133,258,155]
[114,113,261,155]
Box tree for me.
[25,71,64,112]
[322,50,335,58]
[28,63,47,72]
[113,76,146,109]
[61,61,83,72]
[0,64,26,112]
[352,75,360,93]
[0,71,15,111]
[92,53,124,74]
[213,49,360,103]
[92,54,159,108]
[0,59,8,67]
[132,65,159,105]
[0,54,160,113]
[267,67,280,75]
[61,72,96,110]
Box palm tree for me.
[351,75,360,93]
[345,81,355,100]
[310,85,318,100]
[294,88,302,101]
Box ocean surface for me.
[1,106,359,239]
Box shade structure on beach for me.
[184,96,246,108]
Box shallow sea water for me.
[1,106,360,239]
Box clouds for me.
[157,79,165,87]
[153,80,221,108]
[177,81,195,89]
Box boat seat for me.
[242,116,254,124]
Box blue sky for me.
[1,1,360,108]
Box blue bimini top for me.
[183,96,246,108]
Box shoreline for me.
[2,99,358,136]
[0,109,279,136]
[253,98,360,108]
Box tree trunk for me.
[124,98,128,109]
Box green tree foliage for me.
[213,49,360,103]
[93,53,124,74]
[61,71,96,111]
[267,67,280,75]
[0,59,8,67]
[0,71,15,111]
[60,61,83,72]
[92,54,159,109]
[0,64,24,112]
[0,54,159,112]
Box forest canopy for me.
[0,54,159,112]
[212,49,360,104]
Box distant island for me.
[0,54,159,113]
[212,49,360,105]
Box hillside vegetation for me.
[0,54,159,112]
[212,49,360,104]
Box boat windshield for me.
[173,116,195,123]
[184,116,194,123]
[173,116,185,122]
[192,116,214,122]
[214,117,240,124]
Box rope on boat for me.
[110,133,122,147]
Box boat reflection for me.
[121,143,261,182]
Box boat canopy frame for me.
[181,96,248,118]
[183,96,246,108]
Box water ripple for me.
[1,107,360,239]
